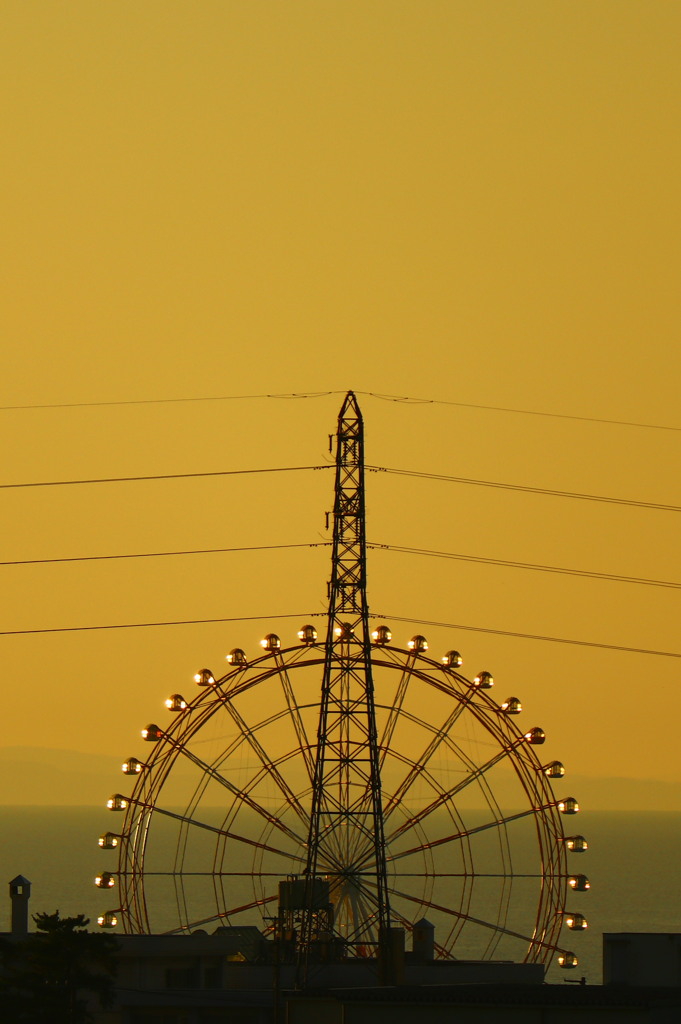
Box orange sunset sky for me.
[1,1,680,809]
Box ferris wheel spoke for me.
[165,740,309,849]
[386,806,543,866]
[164,894,280,935]
[386,741,524,845]
[149,805,305,863]
[308,829,351,876]
[310,804,381,878]
[382,699,474,822]
[221,893,280,920]
[325,868,383,930]
[336,886,381,945]
[274,653,316,783]
[342,821,381,877]
[377,658,418,771]
[345,822,379,869]
[387,871,540,878]
[130,870,295,878]
[348,892,379,943]
[387,884,552,953]
[219,698,311,827]
[317,789,381,866]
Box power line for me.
[1,387,678,432]
[0,460,675,512]
[0,465,332,490]
[0,392,336,411]
[355,391,681,433]
[1,540,675,595]
[2,609,678,658]
[378,614,681,659]
[0,542,330,568]
[369,542,681,590]
[0,612,318,637]
[368,466,681,512]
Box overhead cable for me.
[368,542,681,590]
[355,391,681,432]
[0,613,316,636]
[378,614,681,659]
[0,542,330,567]
[1,541,675,593]
[1,388,678,431]
[0,392,336,411]
[0,460,674,512]
[0,465,332,490]
[367,466,681,512]
[1,611,679,658]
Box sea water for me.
[1,806,679,984]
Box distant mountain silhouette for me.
[0,747,678,810]
[0,747,121,805]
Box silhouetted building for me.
[8,875,31,938]
[604,933,681,987]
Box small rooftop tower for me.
[412,917,435,962]
[9,875,31,937]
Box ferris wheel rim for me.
[105,637,577,965]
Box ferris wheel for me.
[96,392,589,973]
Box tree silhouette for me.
[0,911,117,1023]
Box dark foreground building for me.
[286,982,681,1024]
[3,879,681,1022]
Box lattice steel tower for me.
[298,391,392,972]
